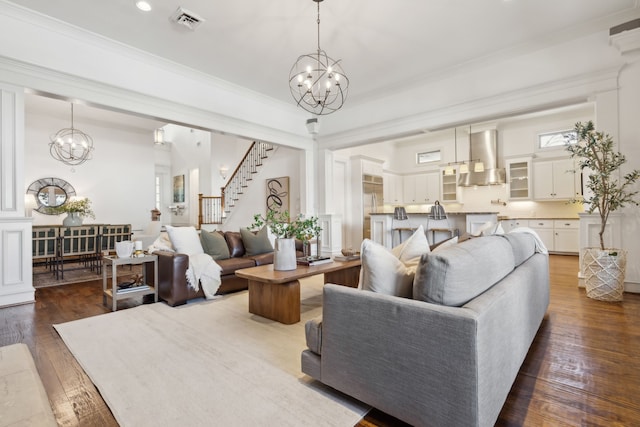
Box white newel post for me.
[0,83,34,307]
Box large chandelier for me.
[289,0,349,115]
[49,103,94,166]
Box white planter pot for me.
[273,238,297,271]
[63,212,83,226]
[582,248,626,302]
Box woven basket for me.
[582,248,626,302]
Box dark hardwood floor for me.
[1,255,639,426]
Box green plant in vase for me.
[50,197,96,226]
[293,215,322,257]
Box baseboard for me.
[0,290,35,308]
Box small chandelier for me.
[289,0,349,115]
[49,104,94,166]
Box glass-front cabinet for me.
[440,167,459,203]
[506,157,531,200]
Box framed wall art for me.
[266,176,289,217]
[173,174,185,203]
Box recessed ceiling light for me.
[136,1,152,12]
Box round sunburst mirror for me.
[26,177,76,214]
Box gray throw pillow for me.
[240,227,273,256]
[200,231,231,260]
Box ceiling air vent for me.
[170,7,205,31]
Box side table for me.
[102,254,158,312]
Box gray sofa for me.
[301,233,549,427]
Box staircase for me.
[198,141,274,227]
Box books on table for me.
[296,256,332,266]
[116,283,150,294]
[333,255,360,262]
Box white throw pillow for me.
[165,225,204,256]
[432,236,458,252]
[390,225,430,267]
[359,239,415,298]
[148,232,175,253]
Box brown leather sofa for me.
[147,231,303,306]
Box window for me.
[538,130,577,149]
[416,150,441,164]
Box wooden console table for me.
[235,259,361,324]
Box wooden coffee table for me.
[235,259,361,324]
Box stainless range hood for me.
[458,130,506,187]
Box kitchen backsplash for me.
[384,184,584,218]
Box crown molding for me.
[317,67,621,150]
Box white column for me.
[318,214,342,256]
[0,82,34,307]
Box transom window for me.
[538,130,577,149]
[416,150,441,164]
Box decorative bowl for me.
[341,249,360,257]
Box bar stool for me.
[392,206,416,245]
[426,201,455,245]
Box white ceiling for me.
[9,0,639,108]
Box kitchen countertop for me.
[371,212,579,220]
[370,211,499,215]
[498,217,579,220]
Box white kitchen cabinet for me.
[403,173,439,204]
[466,213,498,235]
[527,219,579,253]
[503,218,528,232]
[383,172,403,205]
[527,219,555,250]
[553,220,579,253]
[362,158,384,176]
[440,167,460,203]
[506,157,531,200]
[533,158,578,200]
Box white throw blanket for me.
[185,253,222,299]
[509,227,549,254]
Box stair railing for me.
[198,141,273,228]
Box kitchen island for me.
[370,211,499,248]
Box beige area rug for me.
[33,263,143,288]
[54,276,370,426]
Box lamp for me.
[219,166,229,180]
[393,206,408,221]
[154,128,165,145]
[49,103,94,166]
[289,0,349,115]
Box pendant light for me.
[49,103,94,166]
[288,0,349,115]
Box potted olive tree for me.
[567,121,639,301]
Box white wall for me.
[25,105,156,231]
[219,145,303,233]
[163,125,211,226]
[611,29,640,287]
